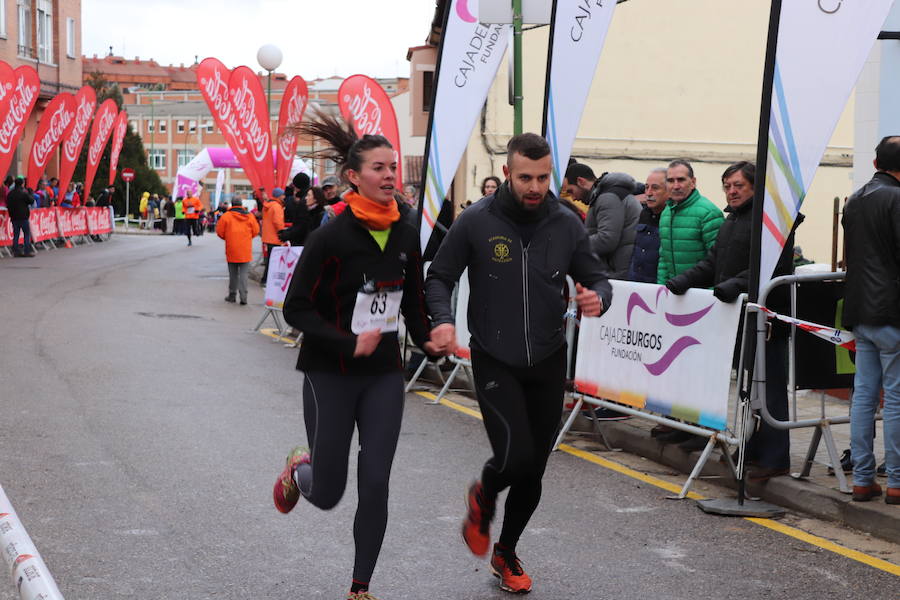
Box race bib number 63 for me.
[351,289,402,334]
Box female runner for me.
[273,113,441,600]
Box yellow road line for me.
[415,390,900,577]
[259,328,297,344]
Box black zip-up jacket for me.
[425,183,613,368]
[6,186,31,221]
[842,171,900,329]
[282,207,433,374]
[666,198,798,309]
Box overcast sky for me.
[82,0,437,79]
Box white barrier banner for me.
[574,281,742,431]
[758,0,893,295]
[0,485,64,599]
[264,246,302,310]
[419,0,509,251]
[543,0,617,193]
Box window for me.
[147,121,154,133]
[177,121,185,133]
[36,0,53,64]
[129,121,137,132]
[0,0,7,38]
[205,121,214,134]
[66,18,75,57]
[149,149,166,170]
[17,0,32,58]
[188,120,196,134]
[422,70,434,112]
[177,150,196,168]
[158,120,166,133]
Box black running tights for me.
[471,345,566,549]
[297,371,405,584]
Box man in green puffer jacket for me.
[656,159,724,284]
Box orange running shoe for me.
[490,544,532,594]
[273,446,310,514]
[461,481,495,556]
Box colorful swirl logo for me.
[456,0,477,23]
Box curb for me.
[579,419,900,545]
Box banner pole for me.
[415,1,453,234]
[125,180,130,231]
[512,0,523,135]
[540,0,559,140]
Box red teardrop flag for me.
[83,99,119,196]
[26,92,76,189]
[0,65,40,180]
[108,110,129,185]
[229,66,274,194]
[275,76,308,189]
[338,74,403,187]
[58,85,97,197]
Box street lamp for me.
[257,44,283,133]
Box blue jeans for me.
[11,219,32,255]
[851,324,900,488]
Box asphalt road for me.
[1,234,898,599]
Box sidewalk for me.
[420,373,900,545]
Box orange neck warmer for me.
[345,191,399,230]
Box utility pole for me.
[512,0,523,135]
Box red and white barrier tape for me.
[748,303,856,352]
[0,485,64,600]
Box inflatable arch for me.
[173,147,312,199]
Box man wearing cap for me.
[322,176,347,219]
[7,177,35,257]
[261,187,286,285]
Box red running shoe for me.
[490,544,533,594]
[273,446,310,514]
[461,481,495,556]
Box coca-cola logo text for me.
[343,84,383,137]
[109,118,127,172]
[0,75,37,153]
[32,103,74,168]
[231,77,269,161]
[278,93,306,157]
[88,110,116,165]
[64,97,96,161]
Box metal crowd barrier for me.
[752,271,870,494]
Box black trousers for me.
[471,345,567,549]
[298,371,405,584]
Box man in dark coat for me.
[842,135,900,504]
[6,177,35,257]
[666,161,798,478]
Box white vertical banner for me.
[758,1,894,295]
[214,169,226,208]
[419,0,510,251]
[543,0,617,194]
[264,246,303,310]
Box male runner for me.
[426,133,612,593]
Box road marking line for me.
[415,390,900,577]
[259,328,296,344]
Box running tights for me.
[471,345,566,550]
[295,371,405,584]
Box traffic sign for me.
[122,168,135,182]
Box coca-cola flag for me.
[26,92,76,189]
[83,99,119,196]
[229,66,274,193]
[58,86,97,196]
[0,65,39,181]
[196,58,263,191]
[275,76,308,190]
[338,75,403,187]
[108,110,129,185]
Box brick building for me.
[0,0,83,178]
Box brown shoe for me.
[852,482,882,502]
[746,466,789,481]
[886,487,900,505]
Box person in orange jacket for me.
[261,187,286,285]
[216,197,260,305]
[183,191,203,246]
